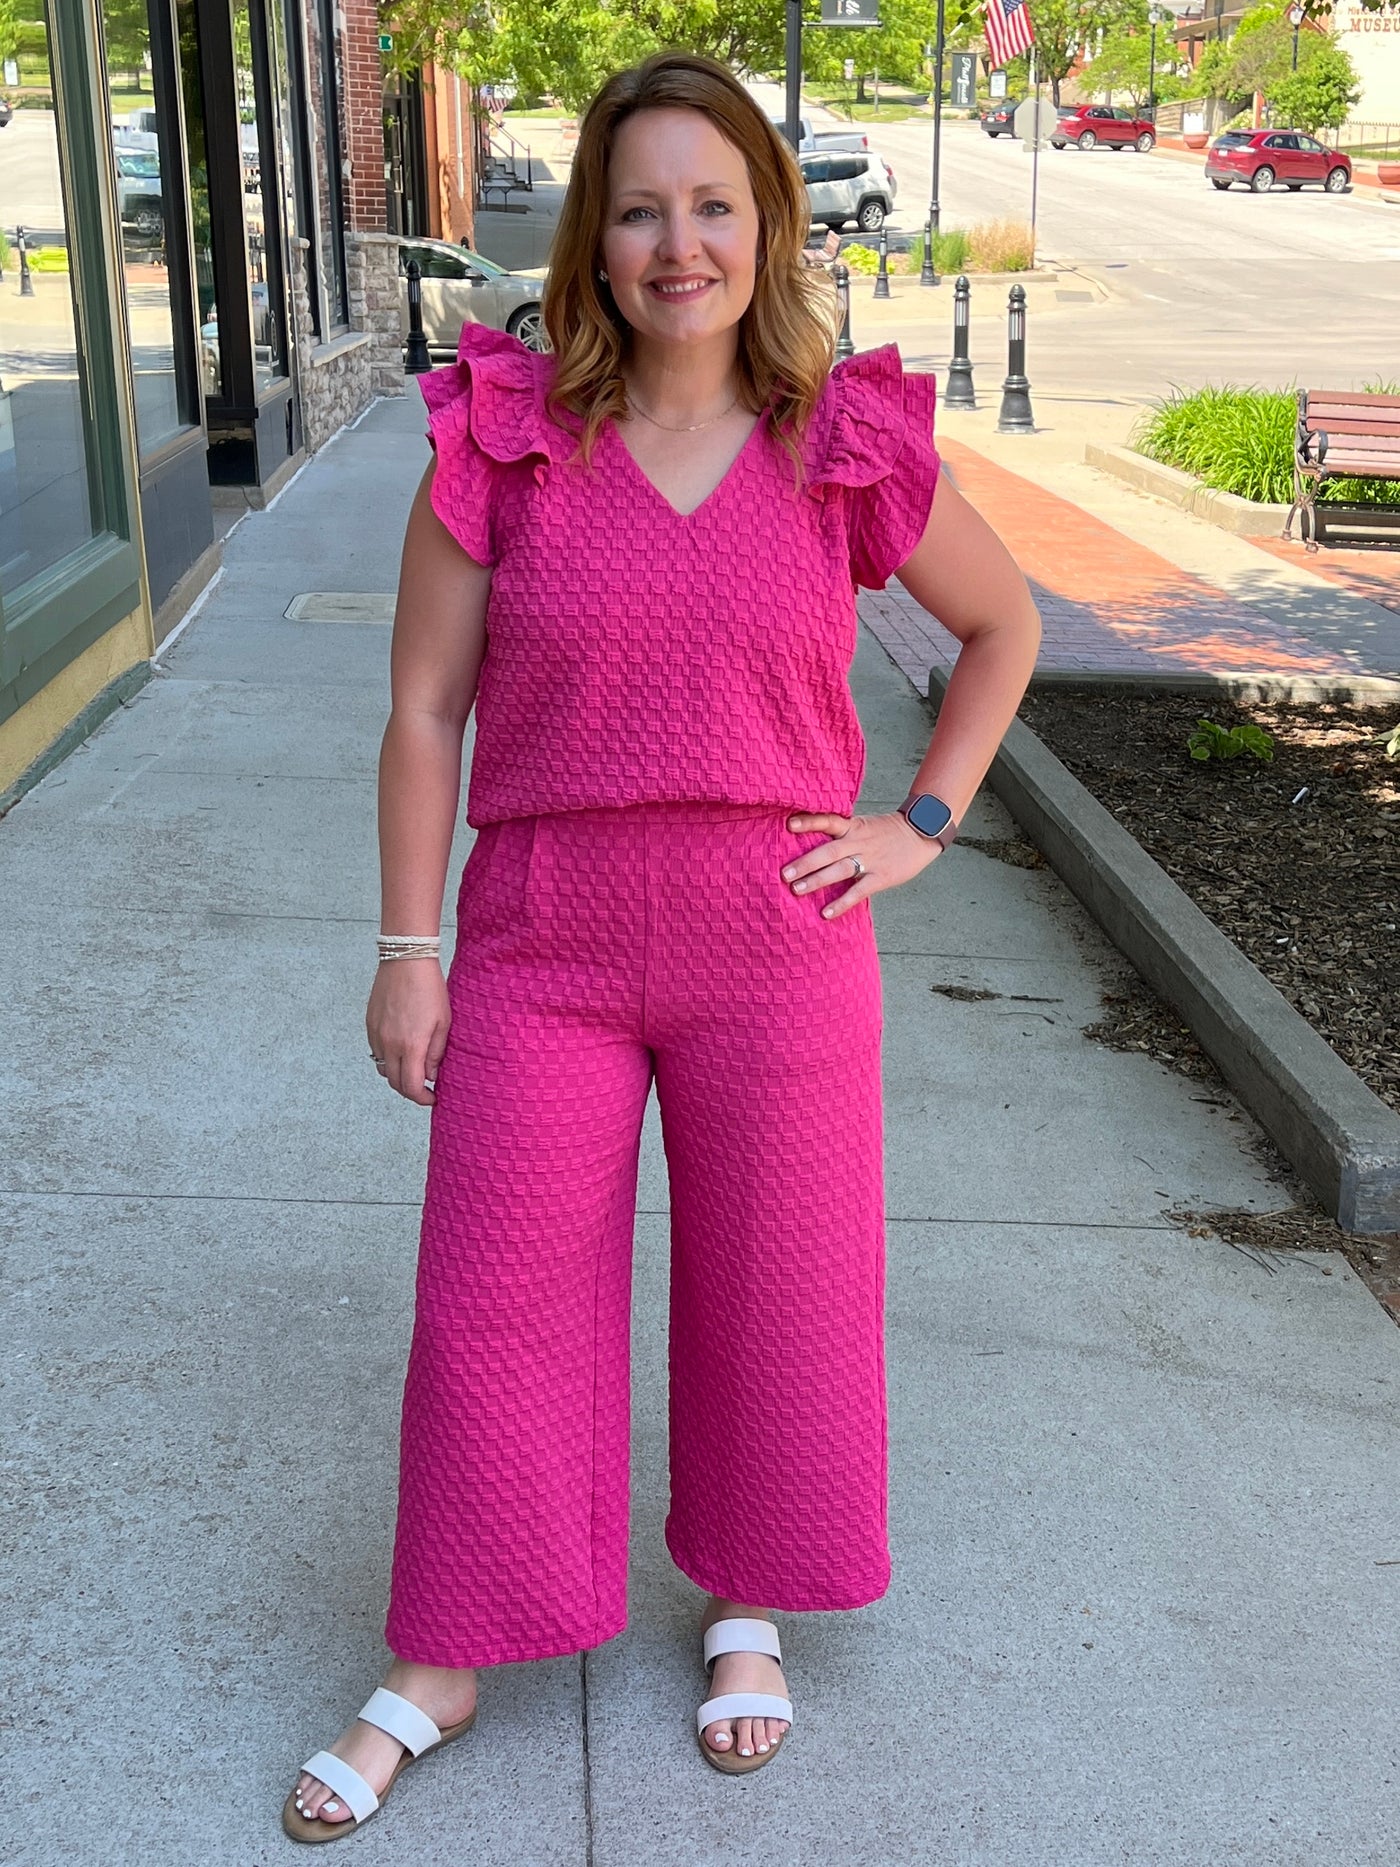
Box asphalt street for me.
[749,81,1400,400]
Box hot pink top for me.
[422,323,940,829]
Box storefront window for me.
[102,0,195,452]
[0,5,98,591]
[176,0,220,400]
[231,0,286,392]
[306,0,347,329]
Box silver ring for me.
[849,855,864,877]
[369,1053,386,1065]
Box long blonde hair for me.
[541,51,836,483]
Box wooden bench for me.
[1288,388,1400,551]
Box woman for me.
[285,50,1039,1841]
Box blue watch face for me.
[906,794,954,840]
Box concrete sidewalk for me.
[5,394,1400,1867]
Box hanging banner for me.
[950,51,977,107]
[819,0,882,26]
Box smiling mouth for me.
[647,278,717,299]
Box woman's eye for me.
[618,201,731,222]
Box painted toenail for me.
[757,1743,769,1752]
[324,1802,339,1813]
[739,1746,752,1756]
[302,1809,317,1820]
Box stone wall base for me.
[289,233,406,456]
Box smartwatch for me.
[899,792,959,852]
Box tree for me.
[1081,19,1187,107]
[1012,0,1141,105]
[1267,41,1360,130]
[1185,0,1362,123]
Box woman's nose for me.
[655,210,702,264]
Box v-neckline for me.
[608,405,769,521]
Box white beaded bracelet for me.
[377,934,441,962]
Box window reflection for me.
[104,0,189,452]
[0,5,98,590]
[231,0,284,391]
[175,0,220,401]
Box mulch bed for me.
[1018,685,1400,1115]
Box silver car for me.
[800,152,897,234]
[397,238,548,358]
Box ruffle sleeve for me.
[807,343,940,591]
[419,323,567,568]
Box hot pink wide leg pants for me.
[384,801,889,1668]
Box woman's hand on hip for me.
[782,811,943,921]
[366,960,451,1106]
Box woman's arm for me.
[368,462,492,1105]
[888,469,1041,825]
[781,472,1041,918]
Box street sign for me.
[1013,95,1055,147]
[989,68,1008,98]
[378,31,392,51]
[843,57,856,79]
[819,0,881,25]
[951,51,977,109]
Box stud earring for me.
[597,268,608,283]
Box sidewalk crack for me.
[580,1650,596,1867]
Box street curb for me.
[1085,441,1292,537]
[928,665,1400,1234]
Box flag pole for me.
[1029,42,1040,270]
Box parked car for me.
[800,150,896,233]
[1050,104,1156,152]
[1205,129,1351,193]
[981,100,1020,137]
[770,115,870,154]
[0,99,12,130]
[115,150,163,236]
[397,237,547,358]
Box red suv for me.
[1050,105,1156,152]
[1205,129,1351,194]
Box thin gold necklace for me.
[626,391,741,434]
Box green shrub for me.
[1135,385,1400,507]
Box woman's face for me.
[600,106,761,350]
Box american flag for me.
[983,0,1036,69]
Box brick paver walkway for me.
[1254,534,1400,617]
[860,437,1379,692]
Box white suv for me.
[800,151,897,233]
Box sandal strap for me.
[357,1686,442,1758]
[697,1691,794,1734]
[300,1750,379,1823]
[703,1617,782,1669]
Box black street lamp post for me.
[920,0,947,288]
[1289,1,1304,69]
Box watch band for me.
[899,792,959,852]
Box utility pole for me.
[919,0,947,287]
[785,0,803,151]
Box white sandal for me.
[281,1685,477,1844]
[696,1617,794,1776]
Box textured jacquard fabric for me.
[421,324,940,830]
[384,802,888,1668]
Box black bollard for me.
[996,284,1034,433]
[17,225,33,299]
[920,210,938,289]
[404,258,431,374]
[944,275,976,410]
[873,223,890,300]
[834,260,855,362]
